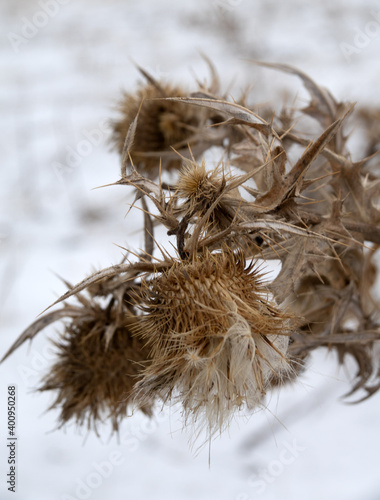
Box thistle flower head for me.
[175,159,241,236]
[176,159,226,208]
[112,82,208,175]
[40,307,152,433]
[133,249,293,437]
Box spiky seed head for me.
[112,83,208,176]
[40,313,152,433]
[176,160,238,230]
[132,249,294,438]
[177,159,226,207]
[175,160,260,252]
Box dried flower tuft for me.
[176,159,222,199]
[40,310,152,433]
[132,249,294,437]
[175,159,235,230]
[112,81,209,176]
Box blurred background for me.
[1,1,380,499]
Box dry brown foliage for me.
[3,61,380,439]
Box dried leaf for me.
[163,96,272,135]
[1,308,81,363]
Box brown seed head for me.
[112,82,208,176]
[177,159,226,207]
[40,311,152,433]
[133,250,293,437]
[175,160,240,234]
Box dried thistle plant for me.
[1,271,155,433]
[40,313,152,433]
[112,61,225,177]
[3,61,380,442]
[112,81,203,174]
[132,249,294,437]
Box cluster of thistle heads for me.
[3,60,380,440]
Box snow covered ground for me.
[1,1,380,499]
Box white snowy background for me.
[1,1,380,499]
